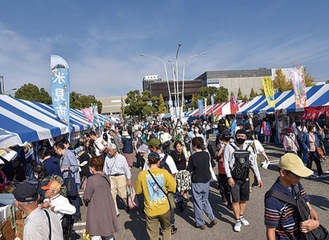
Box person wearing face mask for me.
[223,129,262,232]
[302,123,323,177]
[282,127,299,154]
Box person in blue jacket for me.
[302,123,323,176]
[39,147,63,178]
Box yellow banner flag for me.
[262,77,275,107]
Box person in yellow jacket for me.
[136,152,177,240]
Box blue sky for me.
[1,0,329,97]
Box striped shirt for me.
[264,178,310,240]
[24,207,63,240]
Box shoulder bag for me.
[147,169,176,209]
[206,151,217,181]
[265,189,329,240]
[64,170,78,197]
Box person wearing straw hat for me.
[264,153,320,240]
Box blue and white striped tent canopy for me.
[239,84,329,115]
[0,127,23,148]
[0,95,69,145]
[18,99,112,132]
[17,99,93,133]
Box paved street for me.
[73,144,329,240]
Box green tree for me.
[191,94,198,109]
[249,88,257,100]
[241,95,248,102]
[69,91,102,112]
[304,67,316,87]
[124,90,151,119]
[157,94,167,114]
[237,88,243,100]
[15,83,52,104]
[273,69,293,92]
[216,86,229,102]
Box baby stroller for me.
[174,192,187,212]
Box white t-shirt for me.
[94,137,108,156]
[245,139,264,155]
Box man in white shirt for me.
[103,143,132,216]
[89,130,108,157]
[41,179,76,219]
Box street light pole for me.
[140,54,173,115]
[167,60,177,118]
[3,88,17,95]
[181,52,206,111]
[175,43,182,117]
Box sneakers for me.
[234,220,242,232]
[171,225,178,235]
[207,219,217,228]
[240,216,249,226]
[234,217,249,232]
[195,225,205,230]
[262,161,270,169]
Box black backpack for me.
[159,154,172,174]
[265,187,329,240]
[296,127,305,143]
[230,143,252,181]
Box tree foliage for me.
[237,88,243,100]
[70,91,102,112]
[124,90,160,119]
[216,87,229,102]
[304,67,316,87]
[191,86,229,108]
[158,94,167,114]
[249,88,258,100]
[273,69,293,92]
[15,83,52,104]
[14,83,102,112]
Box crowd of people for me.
[0,114,328,240]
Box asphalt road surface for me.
[72,144,329,240]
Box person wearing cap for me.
[122,130,134,167]
[223,129,262,232]
[41,179,76,219]
[144,138,178,234]
[103,143,132,216]
[13,181,63,239]
[136,152,176,240]
[264,153,320,240]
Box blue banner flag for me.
[197,99,204,116]
[50,55,70,126]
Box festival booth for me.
[0,95,69,145]
[239,84,329,115]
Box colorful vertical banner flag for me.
[211,95,214,115]
[230,95,238,112]
[50,55,70,125]
[262,77,275,107]
[197,99,204,116]
[91,103,99,129]
[288,66,307,108]
[82,107,93,122]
